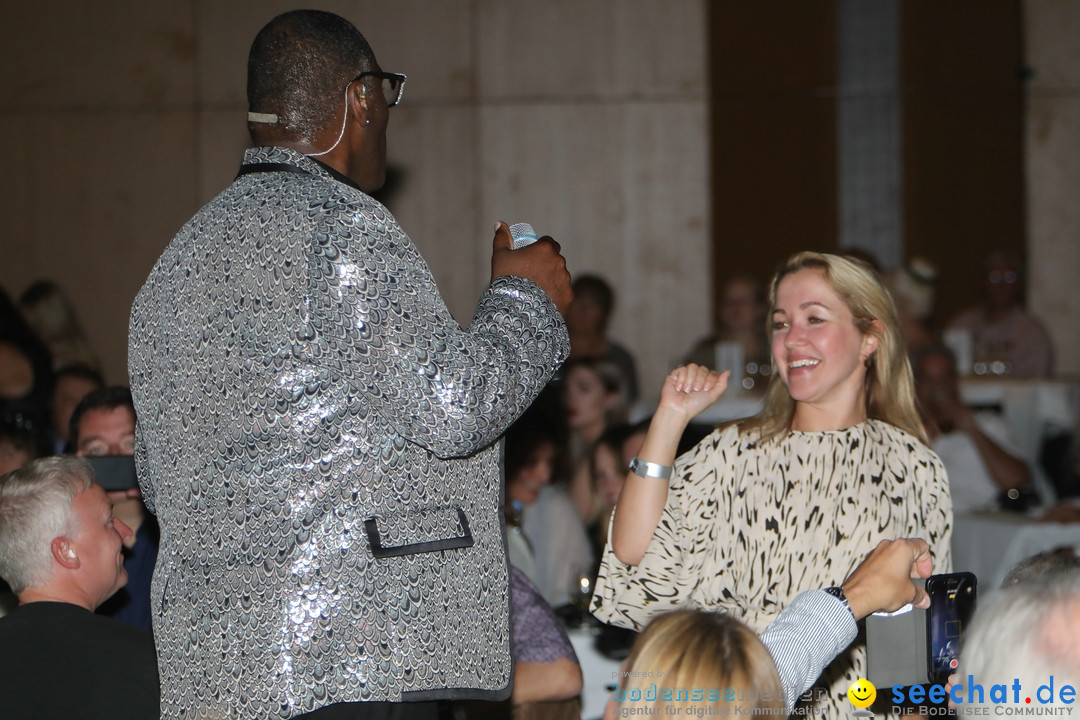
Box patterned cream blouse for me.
[592,419,952,715]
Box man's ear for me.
[52,537,80,569]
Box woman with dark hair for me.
[560,356,628,522]
[565,274,639,402]
[503,408,592,607]
[593,252,952,717]
[0,286,53,455]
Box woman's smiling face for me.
[770,268,875,420]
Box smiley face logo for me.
[847,678,877,708]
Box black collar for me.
[235,156,363,194]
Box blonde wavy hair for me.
[612,610,785,717]
[743,251,927,444]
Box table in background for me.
[568,625,623,720]
[951,510,1080,590]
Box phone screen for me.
[84,455,139,491]
[927,572,977,685]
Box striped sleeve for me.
[760,589,858,713]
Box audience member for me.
[504,409,564,584]
[0,456,158,719]
[0,419,39,614]
[957,569,1080,710]
[885,256,938,356]
[565,274,639,403]
[606,537,936,718]
[594,252,952,718]
[462,568,581,720]
[0,286,54,454]
[18,279,101,371]
[1036,502,1080,524]
[1040,427,1080,501]
[609,610,786,718]
[49,363,105,454]
[585,427,629,557]
[683,274,771,393]
[913,343,1031,512]
[582,423,649,565]
[70,386,157,631]
[1001,546,1080,587]
[0,418,39,476]
[504,409,593,608]
[948,250,1053,377]
[562,357,628,521]
[508,566,582,707]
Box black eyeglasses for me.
[351,71,407,107]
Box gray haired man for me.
[0,457,159,719]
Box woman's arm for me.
[610,365,728,565]
[512,658,583,703]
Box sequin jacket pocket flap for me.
[364,505,474,559]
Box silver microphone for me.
[509,223,538,250]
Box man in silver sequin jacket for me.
[128,11,572,720]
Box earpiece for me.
[66,548,77,560]
[355,85,371,126]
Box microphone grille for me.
[509,223,538,250]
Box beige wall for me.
[1,1,1076,403]
[0,0,710,402]
[1024,0,1080,376]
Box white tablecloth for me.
[951,510,1080,591]
[569,626,622,720]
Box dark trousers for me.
[294,701,440,720]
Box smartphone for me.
[84,455,139,492]
[926,572,977,685]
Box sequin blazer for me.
[129,146,569,719]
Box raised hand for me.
[612,365,728,565]
[657,364,730,422]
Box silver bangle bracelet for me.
[628,457,673,480]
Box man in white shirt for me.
[914,343,1031,512]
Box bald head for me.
[247,10,376,145]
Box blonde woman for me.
[18,280,100,371]
[592,252,953,717]
[606,610,785,719]
[606,537,935,718]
